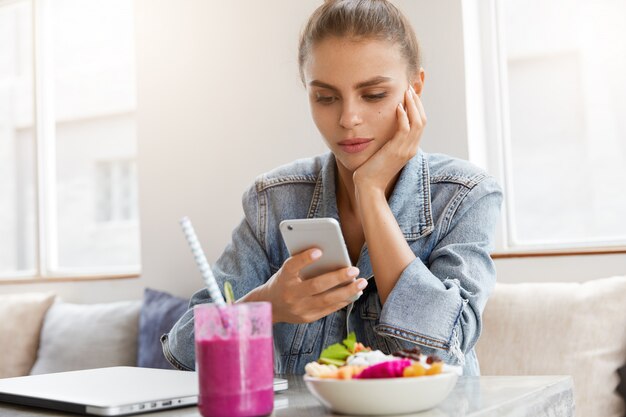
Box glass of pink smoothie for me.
[194,302,273,417]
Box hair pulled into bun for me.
[299,0,421,83]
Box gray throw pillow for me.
[30,300,141,375]
[137,288,188,369]
[618,364,626,414]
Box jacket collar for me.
[307,151,434,241]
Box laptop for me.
[0,367,288,416]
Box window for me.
[96,160,138,223]
[470,0,626,253]
[0,0,140,280]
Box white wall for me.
[135,0,323,299]
[2,0,623,301]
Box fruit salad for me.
[304,332,452,380]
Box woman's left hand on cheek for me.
[353,86,427,193]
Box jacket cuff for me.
[160,333,194,371]
[376,257,464,351]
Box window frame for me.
[464,0,626,257]
[0,0,140,282]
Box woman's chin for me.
[334,153,369,174]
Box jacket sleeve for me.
[161,183,271,370]
[376,176,503,365]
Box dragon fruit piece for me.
[354,359,412,379]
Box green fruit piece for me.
[224,281,235,305]
[319,357,346,367]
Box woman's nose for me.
[339,101,363,129]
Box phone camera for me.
[287,225,293,231]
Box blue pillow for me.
[618,364,626,406]
[137,288,189,369]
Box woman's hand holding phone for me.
[353,85,426,195]
[255,248,367,324]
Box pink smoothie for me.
[196,336,273,417]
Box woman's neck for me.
[335,161,399,217]
[335,163,357,215]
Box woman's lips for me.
[338,138,373,154]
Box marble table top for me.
[0,374,574,417]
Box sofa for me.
[2,277,626,417]
[476,275,626,417]
[0,288,188,377]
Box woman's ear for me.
[412,68,426,96]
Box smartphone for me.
[279,216,355,275]
[279,218,361,301]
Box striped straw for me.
[179,216,226,306]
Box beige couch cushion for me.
[30,300,141,375]
[0,292,56,378]
[476,276,626,417]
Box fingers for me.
[332,277,367,302]
[314,277,368,309]
[397,86,426,140]
[412,86,427,126]
[304,277,368,322]
[396,102,411,134]
[282,248,322,277]
[303,266,360,295]
[404,87,418,128]
[272,252,369,324]
[405,86,426,129]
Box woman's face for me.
[303,36,419,173]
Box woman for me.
[163,0,502,376]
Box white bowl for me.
[304,372,458,415]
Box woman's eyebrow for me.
[309,76,393,91]
[309,80,339,91]
[354,76,393,89]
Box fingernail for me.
[347,267,359,277]
[410,85,416,93]
[356,279,368,290]
[398,103,405,111]
[311,249,322,260]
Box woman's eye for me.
[363,93,387,102]
[315,95,337,104]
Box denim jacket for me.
[162,151,503,376]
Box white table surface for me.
[0,374,574,417]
